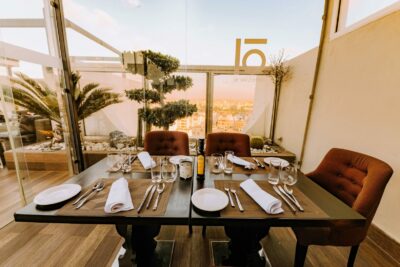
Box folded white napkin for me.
[227,154,255,169]
[240,179,283,214]
[138,151,156,170]
[104,177,134,213]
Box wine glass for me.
[107,152,122,171]
[280,164,298,192]
[162,159,178,183]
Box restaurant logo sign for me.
[235,38,268,70]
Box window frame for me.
[330,0,400,40]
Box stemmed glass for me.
[107,152,123,171]
[280,163,298,192]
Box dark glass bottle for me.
[196,138,205,180]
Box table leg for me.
[224,225,269,267]
[115,224,133,266]
[131,224,161,267]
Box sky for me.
[0,0,325,66]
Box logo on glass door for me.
[235,38,268,69]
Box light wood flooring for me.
[0,223,398,267]
[0,168,70,228]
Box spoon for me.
[75,182,105,209]
[284,183,293,194]
[72,181,103,205]
[152,183,166,211]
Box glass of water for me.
[224,151,234,174]
[151,158,162,184]
[267,159,281,185]
[162,160,178,183]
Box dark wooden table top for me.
[14,156,365,228]
[14,158,193,226]
[190,157,365,227]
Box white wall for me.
[301,9,400,241]
[274,48,318,156]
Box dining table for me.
[14,156,194,267]
[14,155,365,267]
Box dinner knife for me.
[146,184,157,209]
[272,185,297,213]
[137,184,155,213]
[278,185,304,212]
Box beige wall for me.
[274,48,318,157]
[301,8,400,242]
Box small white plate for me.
[33,184,82,206]
[263,157,290,167]
[169,155,193,165]
[191,188,229,212]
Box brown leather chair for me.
[144,130,189,156]
[205,132,251,157]
[293,148,393,267]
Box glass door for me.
[0,0,74,228]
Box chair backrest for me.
[144,131,189,156]
[307,148,393,222]
[205,132,251,157]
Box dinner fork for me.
[72,181,102,205]
[75,182,105,209]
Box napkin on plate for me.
[240,179,283,214]
[137,151,156,170]
[104,177,134,213]
[227,154,255,169]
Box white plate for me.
[33,184,82,206]
[263,157,290,167]
[169,155,193,165]
[191,188,229,212]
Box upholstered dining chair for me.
[293,148,393,267]
[144,130,189,156]
[205,132,251,157]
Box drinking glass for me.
[107,152,122,170]
[267,159,281,185]
[162,160,178,183]
[224,151,234,174]
[280,164,298,187]
[210,153,223,174]
[151,158,162,184]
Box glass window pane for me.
[345,0,398,27]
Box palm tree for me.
[9,72,122,126]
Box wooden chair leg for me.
[294,242,308,267]
[347,245,359,267]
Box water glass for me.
[224,151,234,174]
[151,158,162,184]
[210,153,223,174]
[107,152,122,169]
[267,159,281,185]
[162,160,178,183]
[280,164,298,186]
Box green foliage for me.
[250,136,265,149]
[143,50,180,74]
[125,88,160,104]
[125,50,197,130]
[10,72,122,125]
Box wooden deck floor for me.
[0,168,70,228]
[0,223,398,267]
